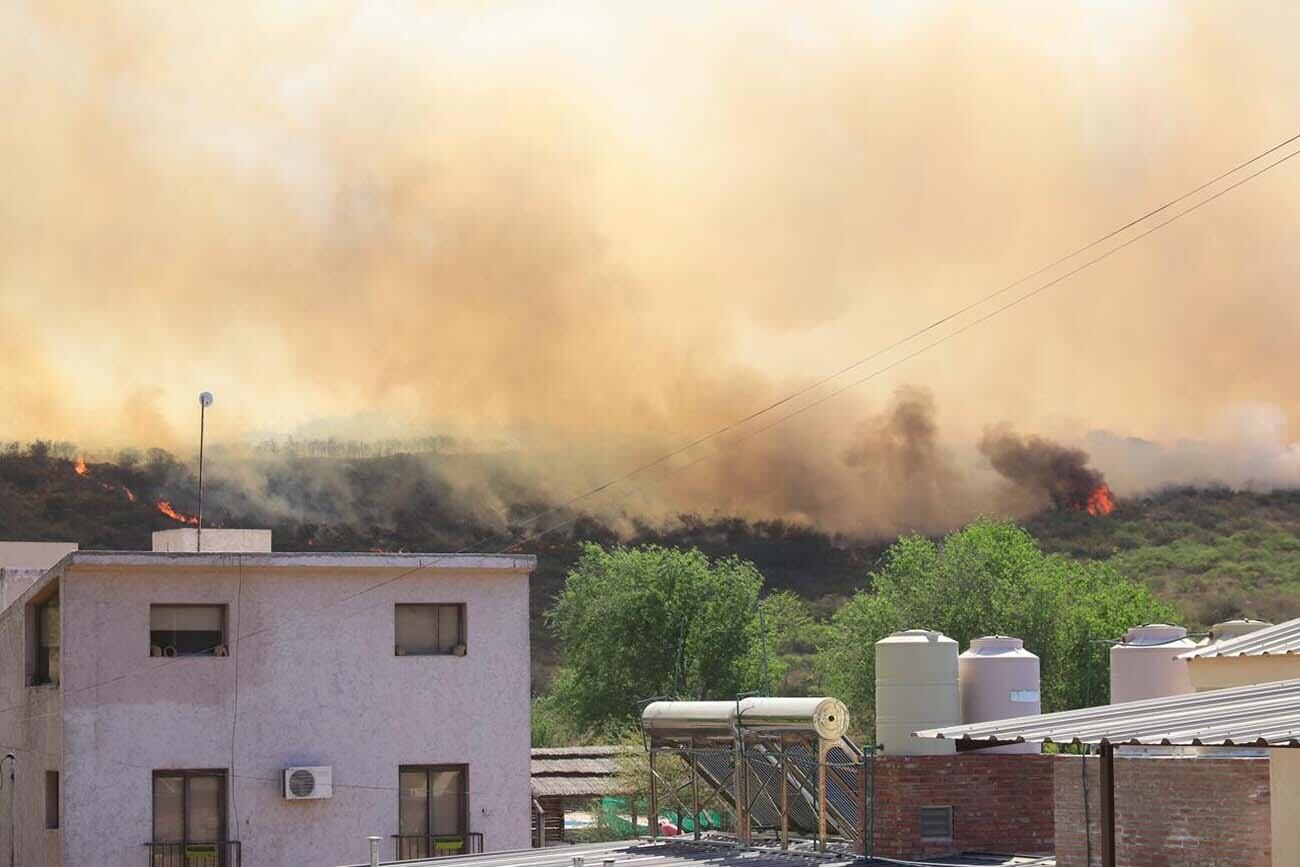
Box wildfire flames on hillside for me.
[156,500,200,526]
[72,455,137,502]
[980,430,1117,517]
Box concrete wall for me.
[1271,751,1300,867]
[0,543,77,571]
[872,754,1055,859]
[1188,655,1300,691]
[0,569,64,867]
[1054,753,1271,867]
[151,529,273,553]
[57,556,532,867]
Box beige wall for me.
[1188,656,1300,691]
[1271,750,1300,867]
[0,569,64,867]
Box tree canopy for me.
[546,543,770,732]
[818,518,1175,734]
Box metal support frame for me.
[690,751,701,841]
[1099,743,1116,867]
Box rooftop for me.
[1179,614,1300,659]
[334,839,1056,867]
[57,550,536,572]
[532,745,635,799]
[915,677,1300,749]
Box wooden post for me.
[734,734,747,844]
[1100,743,1116,867]
[649,750,659,842]
[691,751,701,841]
[779,739,789,850]
[817,740,828,852]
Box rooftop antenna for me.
[197,392,214,552]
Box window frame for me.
[151,769,229,845]
[397,764,469,841]
[28,586,60,687]
[149,604,228,658]
[394,603,466,657]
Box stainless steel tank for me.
[735,696,850,740]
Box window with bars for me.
[919,805,953,841]
[394,604,465,656]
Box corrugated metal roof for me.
[335,839,863,867]
[1179,615,1300,659]
[914,677,1300,748]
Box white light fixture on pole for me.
[198,391,214,552]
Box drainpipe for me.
[367,835,381,867]
[1099,742,1116,867]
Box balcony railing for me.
[392,832,483,860]
[145,841,241,867]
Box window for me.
[397,765,467,858]
[32,591,60,685]
[45,771,59,830]
[153,771,227,846]
[395,604,465,656]
[150,605,226,657]
[919,805,953,841]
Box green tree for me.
[547,543,767,732]
[818,519,1174,735]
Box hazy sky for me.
[3,1,1298,530]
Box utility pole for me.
[197,392,213,552]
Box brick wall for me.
[872,754,1055,859]
[1053,754,1271,867]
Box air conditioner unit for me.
[283,766,333,800]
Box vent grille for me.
[919,805,953,841]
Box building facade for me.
[0,531,534,867]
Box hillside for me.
[4,443,1299,681]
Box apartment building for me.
[0,530,535,867]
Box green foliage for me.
[818,519,1175,736]
[547,543,768,732]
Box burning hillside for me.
[979,429,1117,517]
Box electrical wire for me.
[2,131,1299,721]
[457,129,1300,554]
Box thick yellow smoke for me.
[3,1,1299,533]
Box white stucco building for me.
[0,531,535,867]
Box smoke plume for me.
[3,2,1300,534]
[979,428,1106,513]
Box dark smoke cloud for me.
[979,427,1105,512]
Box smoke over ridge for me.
[3,2,1300,534]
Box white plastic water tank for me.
[958,636,1041,754]
[875,629,959,755]
[1109,624,1197,704]
[1209,618,1272,644]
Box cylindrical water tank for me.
[1209,618,1273,644]
[958,636,1041,754]
[640,701,737,744]
[875,629,959,755]
[736,697,849,741]
[1109,624,1197,704]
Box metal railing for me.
[144,841,241,867]
[392,832,483,860]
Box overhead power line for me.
[3,130,1298,721]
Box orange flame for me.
[1085,483,1116,517]
[156,500,200,526]
[74,456,89,476]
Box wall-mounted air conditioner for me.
[283,766,333,800]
